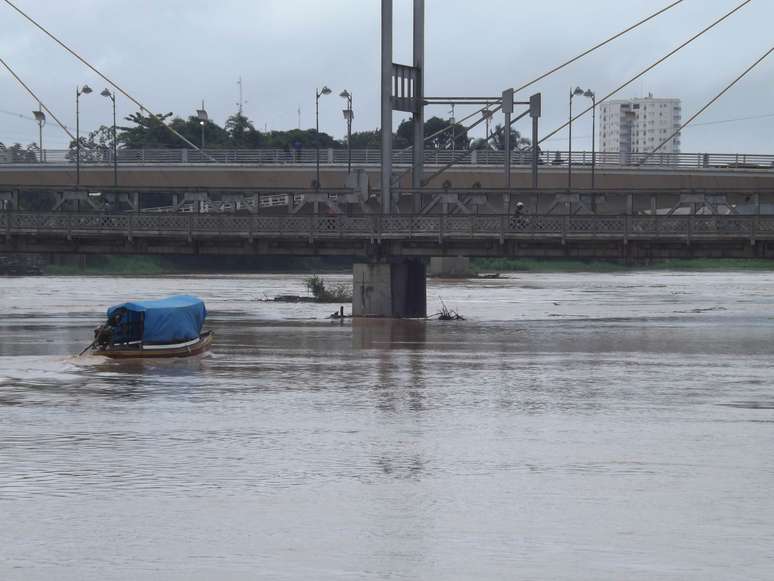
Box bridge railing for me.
[4,211,773,241]
[1,148,773,171]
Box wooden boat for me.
[88,295,213,359]
[96,331,214,359]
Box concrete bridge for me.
[3,148,774,317]
[2,149,774,191]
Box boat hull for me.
[97,331,213,359]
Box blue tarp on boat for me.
[107,295,206,344]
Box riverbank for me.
[472,258,774,273]
[26,255,774,276]
[40,255,353,276]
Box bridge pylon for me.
[381,0,425,214]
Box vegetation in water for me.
[304,275,353,303]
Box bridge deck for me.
[3,212,774,259]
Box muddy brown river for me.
[1,272,772,580]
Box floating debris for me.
[269,296,318,303]
[673,306,728,314]
[430,300,465,321]
[329,306,351,320]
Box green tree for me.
[67,125,115,162]
[397,116,469,149]
[347,129,411,149]
[5,143,39,163]
[225,112,256,147]
[489,125,531,151]
[118,111,180,148]
[169,116,230,149]
[264,129,338,150]
[349,129,382,148]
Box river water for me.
[0,272,772,580]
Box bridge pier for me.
[353,259,427,318]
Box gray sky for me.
[1,0,772,152]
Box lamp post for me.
[340,90,353,174]
[196,102,208,151]
[76,84,92,188]
[568,86,583,190]
[315,86,331,190]
[450,104,456,152]
[583,89,597,190]
[101,89,118,186]
[32,106,46,163]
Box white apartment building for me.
[599,95,682,155]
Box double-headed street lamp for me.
[100,89,118,186]
[568,86,584,190]
[584,89,597,190]
[32,105,46,163]
[76,84,93,187]
[340,90,354,174]
[569,86,597,190]
[315,86,332,189]
[197,102,209,150]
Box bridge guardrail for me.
[4,212,773,242]
[2,148,773,171]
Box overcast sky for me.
[1,0,771,152]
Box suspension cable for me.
[2,0,205,152]
[401,0,687,155]
[0,55,75,140]
[538,0,754,146]
[639,45,772,163]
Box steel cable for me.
[2,0,206,152]
[401,0,687,156]
[537,0,754,146]
[0,55,75,140]
[640,45,772,163]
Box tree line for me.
[114,110,531,151]
[0,109,531,157]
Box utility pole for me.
[382,0,425,212]
[530,93,541,190]
[381,0,393,213]
[75,84,93,189]
[502,89,513,191]
[237,77,244,115]
[33,104,46,164]
[412,0,425,192]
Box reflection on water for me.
[352,318,428,350]
[1,273,774,580]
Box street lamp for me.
[568,86,584,190]
[315,86,332,190]
[32,106,46,163]
[101,89,118,186]
[197,102,208,150]
[76,84,92,188]
[340,90,353,174]
[582,89,597,190]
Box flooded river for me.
[1,272,773,580]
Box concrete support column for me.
[353,259,427,318]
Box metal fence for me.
[1,148,773,171]
[4,212,773,242]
